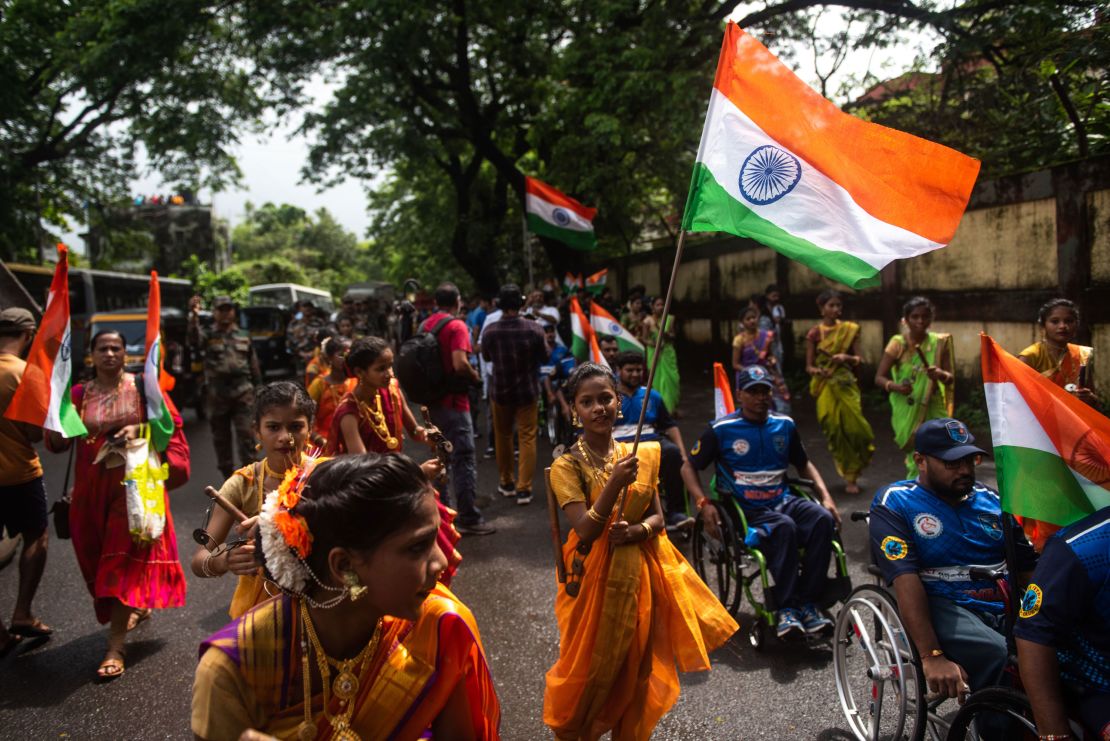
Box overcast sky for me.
[116,9,936,253]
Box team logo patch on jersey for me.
[946,420,970,444]
[690,440,701,456]
[1019,584,1043,618]
[773,435,786,454]
[732,439,750,456]
[913,513,944,539]
[881,536,908,560]
[977,513,1003,540]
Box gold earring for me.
[572,411,582,428]
[343,571,366,601]
[255,442,262,452]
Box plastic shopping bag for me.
[124,425,169,543]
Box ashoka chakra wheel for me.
[738,145,802,205]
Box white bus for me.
[248,283,334,314]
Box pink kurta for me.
[68,375,188,623]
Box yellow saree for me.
[543,442,738,741]
[808,321,874,483]
[192,585,501,740]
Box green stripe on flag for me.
[58,377,88,437]
[682,163,880,289]
[996,445,1110,526]
[526,214,597,251]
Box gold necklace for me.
[576,436,616,490]
[299,601,384,741]
[356,391,399,450]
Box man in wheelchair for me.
[1015,505,1110,740]
[869,418,1037,702]
[613,350,694,532]
[682,365,840,640]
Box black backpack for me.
[395,316,467,405]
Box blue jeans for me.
[743,494,835,609]
[427,405,482,524]
[928,597,1008,692]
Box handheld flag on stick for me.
[4,244,87,437]
[585,269,607,296]
[713,362,735,420]
[524,177,597,251]
[144,272,179,451]
[589,303,643,353]
[562,272,583,295]
[981,334,1110,529]
[569,296,591,361]
[683,22,980,289]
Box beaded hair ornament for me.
[259,450,330,598]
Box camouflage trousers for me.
[207,385,256,479]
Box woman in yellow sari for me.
[874,297,955,480]
[192,453,500,741]
[805,290,874,495]
[544,363,738,740]
[1017,298,1098,549]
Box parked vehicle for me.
[240,305,296,381]
[248,283,334,314]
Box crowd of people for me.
[0,272,1107,739]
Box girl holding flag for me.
[46,328,189,680]
[805,290,874,495]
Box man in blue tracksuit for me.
[683,365,840,639]
[870,418,1038,700]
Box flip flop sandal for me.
[126,609,152,632]
[96,656,125,681]
[0,634,22,658]
[9,618,53,638]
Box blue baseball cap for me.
[914,418,988,461]
[737,365,774,391]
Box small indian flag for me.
[525,176,597,251]
[563,272,583,294]
[145,271,178,451]
[713,362,735,420]
[589,302,643,353]
[585,269,607,296]
[569,296,591,362]
[981,334,1110,528]
[4,244,87,437]
[683,23,980,289]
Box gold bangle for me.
[586,507,607,524]
[641,521,653,539]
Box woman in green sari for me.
[641,296,680,415]
[875,296,955,479]
[805,290,874,495]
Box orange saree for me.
[543,442,738,740]
[192,584,500,740]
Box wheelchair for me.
[831,511,1090,741]
[690,477,852,649]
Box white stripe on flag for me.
[44,323,73,432]
[983,382,1055,453]
[697,88,944,270]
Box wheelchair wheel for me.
[692,503,741,616]
[945,686,1036,740]
[748,619,764,650]
[834,585,928,741]
[546,411,558,447]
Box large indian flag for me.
[525,176,597,251]
[144,271,178,451]
[589,302,643,353]
[4,244,87,437]
[683,22,981,289]
[981,334,1110,527]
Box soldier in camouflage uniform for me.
[188,295,262,479]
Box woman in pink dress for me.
[48,330,188,680]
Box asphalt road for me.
[0,377,997,740]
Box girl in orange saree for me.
[1017,298,1098,549]
[543,363,738,741]
[805,290,874,495]
[191,453,500,741]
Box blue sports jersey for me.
[869,480,1037,615]
[1015,506,1110,694]
[688,411,808,510]
[614,387,673,442]
[539,344,575,384]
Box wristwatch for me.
[926,648,944,658]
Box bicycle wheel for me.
[833,584,928,740]
[691,502,740,615]
[945,686,1036,741]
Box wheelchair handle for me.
[785,477,815,488]
[969,566,1006,582]
[850,511,870,522]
